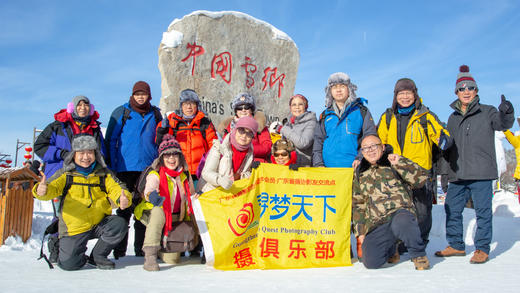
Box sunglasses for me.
[236,105,252,111]
[163,153,180,159]
[273,151,289,157]
[457,86,476,92]
[237,127,254,138]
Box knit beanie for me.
[158,134,183,157]
[289,94,308,111]
[324,72,358,108]
[272,138,295,153]
[392,78,420,110]
[234,115,258,134]
[132,81,152,99]
[455,65,478,94]
[232,93,256,112]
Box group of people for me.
[31,64,517,272]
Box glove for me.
[251,161,261,169]
[148,191,165,207]
[289,163,299,171]
[217,176,233,190]
[269,121,283,134]
[60,149,70,160]
[498,94,513,114]
[438,130,449,150]
[161,117,170,129]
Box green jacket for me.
[352,147,427,237]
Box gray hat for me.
[63,135,106,170]
[72,95,90,115]
[232,93,256,111]
[179,89,201,107]
[455,65,478,94]
[324,72,358,108]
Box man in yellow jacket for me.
[33,135,132,270]
[504,117,520,202]
[378,78,452,247]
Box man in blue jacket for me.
[105,81,162,258]
[313,72,377,168]
[435,65,515,264]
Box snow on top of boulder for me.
[161,10,294,48]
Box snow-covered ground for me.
[1,191,519,293]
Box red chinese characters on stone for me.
[181,42,205,76]
[262,67,286,98]
[240,56,257,89]
[315,240,335,260]
[234,248,256,268]
[211,52,232,84]
[259,237,280,259]
[288,240,307,259]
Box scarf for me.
[270,151,297,166]
[397,104,415,115]
[129,96,151,115]
[159,166,192,236]
[75,162,96,176]
[229,128,251,152]
[231,144,248,175]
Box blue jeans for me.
[445,180,493,254]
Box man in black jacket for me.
[435,65,515,264]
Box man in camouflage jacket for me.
[352,135,430,270]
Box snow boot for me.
[143,246,161,271]
[412,256,430,270]
[90,240,115,270]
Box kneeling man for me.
[352,134,430,270]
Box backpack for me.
[121,106,162,130]
[38,173,107,269]
[133,165,156,204]
[319,101,368,146]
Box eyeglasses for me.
[360,143,381,153]
[457,86,476,92]
[236,105,252,111]
[237,127,254,138]
[273,151,289,157]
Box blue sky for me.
[1,0,519,165]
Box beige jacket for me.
[198,134,254,193]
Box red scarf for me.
[159,166,192,236]
[270,151,297,165]
[54,109,100,135]
[231,145,248,175]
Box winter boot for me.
[469,250,489,264]
[158,250,180,265]
[434,246,466,257]
[91,240,116,270]
[143,246,161,271]
[412,256,430,270]
[48,235,59,264]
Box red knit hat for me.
[289,94,308,110]
[158,134,182,156]
[455,65,478,94]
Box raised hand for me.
[387,154,400,165]
[119,190,130,210]
[498,94,513,114]
[36,173,48,196]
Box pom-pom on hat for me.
[455,65,478,94]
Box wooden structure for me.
[0,167,39,245]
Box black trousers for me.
[113,171,146,255]
[58,215,127,271]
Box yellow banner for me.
[193,164,353,270]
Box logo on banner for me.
[228,202,256,236]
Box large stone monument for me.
[158,11,300,127]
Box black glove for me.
[161,117,170,129]
[251,161,261,169]
[498,94,513,114]
[438,130,449,150]
[148,191,165,207]
[60,149,70,160]
[289,163,299,171]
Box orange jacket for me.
[156,111,217,175]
